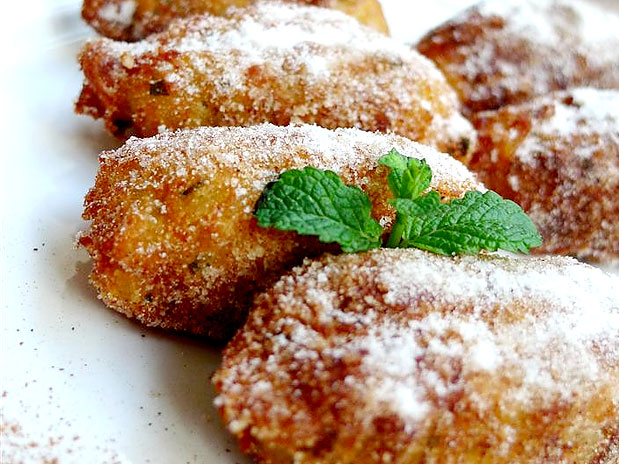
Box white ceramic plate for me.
[0,1,616,463]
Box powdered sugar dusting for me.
[469,87,619,263]
[380,248,616,310]
[98,0,136,27]
[517,88,619,163]
[81,123,482,339]
[215,248,619,456]
[473,0,619,67]
[106,123,480,206]
[477,0,619,52]
[417,0,619,112]
[476,0,559,46]
[78,1,476,158]
[107,1,408,63]
[101,2,409,82]
[374,250,618,406]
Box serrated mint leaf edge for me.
[391,191,542,255]
[254,167,383,253]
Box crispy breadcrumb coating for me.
[416,0,619,114]
[468,88,619,264]
[214,248,619,464]
[76,1,476,161]
[82,0,389,41]
[78,124,483,340]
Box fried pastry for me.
[78,124,482,340]
[468,87,618,263]
[75,1,476,160]
[416,0,619,114]
[82,0,389,41]
[214,248,619,464]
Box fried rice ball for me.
[75,1,477,161]
[214,247,619,464]
[81,0,389,41]
[467,88,619,264]
[416,0,619,114]
[78,124,482,340]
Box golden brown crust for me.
[467,88,619,263]
[416,0,619,114]
[79,124,482,340]
[81,0,389,41]
[214,248,619,463]
[75,1,476,161]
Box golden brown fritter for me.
[82,0,389,41]
[467,88,619,263]
[214,248,619,464]
[75,1,476,161]
[78,124,482,340]
[416,0,619,115]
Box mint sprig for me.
[389,191,542,255]
[379,148,432,200]
[254,149,542,255]
[254,167,383,252]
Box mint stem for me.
[386,216,405,248]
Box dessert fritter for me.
[214,248,619,464]
[468,88,619,263]
[82,0,389,41]
[78,124,482,340]
[76,1,476,160]
[416,0,619,114]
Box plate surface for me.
[0,1,616,463]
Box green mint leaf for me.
[391,190,542,255]
[379,149,432,200]
[254,167,383,253]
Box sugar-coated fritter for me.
[75,1,477,161]
[416,0,619,114]
[214,248,619,464]
[82,0,389,41]
[78,124,482,340]
[468,88,619,263]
